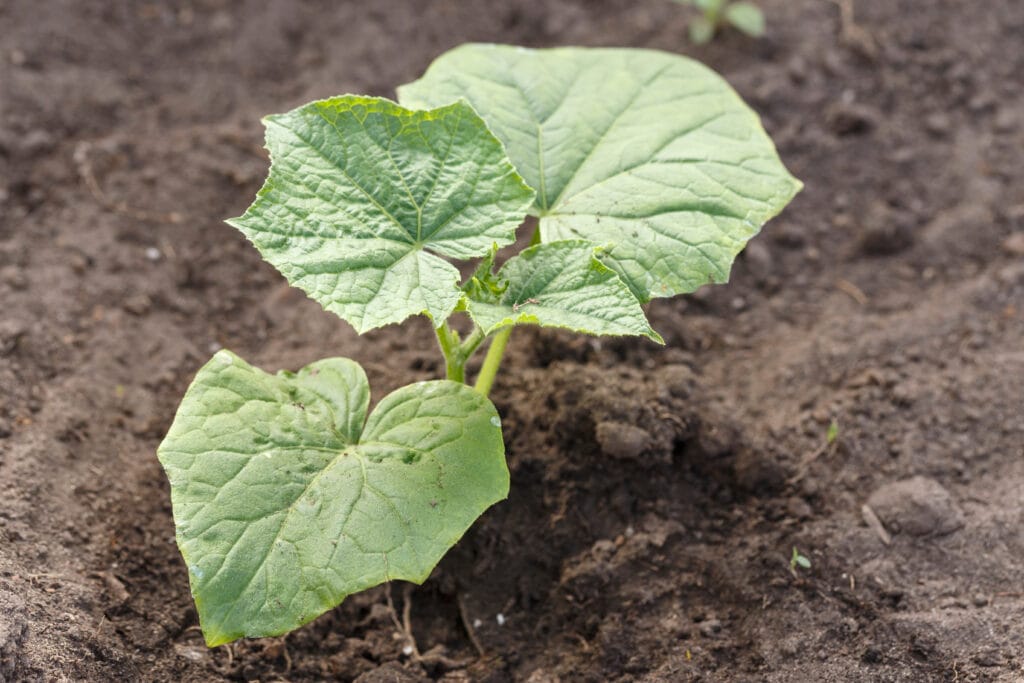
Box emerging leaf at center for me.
[464,240,663,342]
[398,45,802,301]
[158,351,508,646]
[228,96,535,333]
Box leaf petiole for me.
[474,326,512,397]
[436,322,490,385]
[459,326,487,361]
[435,322,464,383]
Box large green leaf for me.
[158,350,508,646]
[398,45,802,300]
[464,240,663,342]
[228,95,535,333]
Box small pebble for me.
[1001,233,1024,257]
[858,201,914,256]
[924,112,950,137]
[123,294,151,316]
[997,262,1024,285]
[733,450,788,495]
[973,648,1002,667]
[595,421,650,460]
[772,224,806,248]
[0,265,27,290]
[145,247,162,261]
[861,645,883,664]
[743,240,773,280]
[19,130,55,155]
[866,476,964,537]
[787,497,812,520]
[994,107,1019,133]
[825,101,880,136]
[496,613,506,626]
[699,618,722,637]
[658,364,696,399]
[0,320,27,355]
[786,56,808,84]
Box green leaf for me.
[725,2,766,37]
[689,16,717,44]
[826,418,839,445]
[790,547,811,571]
[398,46,802,301]
[158,350,508,646]
[228,96,535,333]
[460,243,506,303]
[464,241,663,342]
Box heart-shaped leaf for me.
[464,240,663,342]
[398,45,801,300]
[158,350,508,646]
[228,95,535,333]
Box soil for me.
[2,0,1023,681]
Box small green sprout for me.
[157,43,801,647]
[790,547,812,575]
[672,0,766,44]
[826,418,840,445]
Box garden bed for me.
[2,0,1022,680]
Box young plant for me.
[158,44,801,646]
[672,0,766,44]
[790,547,812,576]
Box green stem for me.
[460,326,487,360]
[474,326,512,397]
[434,322,464,383]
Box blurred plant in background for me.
[671,0,765,44]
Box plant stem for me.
[474,326,511,397]
[434,322,465,383]
[459,326,487,360]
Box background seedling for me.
[826,418,840,446]
[671,0,766,44]
[791,547,812,576]
[158,43,800,646]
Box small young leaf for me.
[826,418,839,445]
[688,16,716,44]
[398,46,802,301]
[790,546,811,572]
[158,351,508,646]
[725,2,766,37]
[228,96,535,333]
[460,244,506,303]
[464,241,663,342]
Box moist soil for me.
[2,1,1023,681]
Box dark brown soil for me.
[2,1,1023,681]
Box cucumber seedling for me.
[158,44,801,646]
[672,0,767,44]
